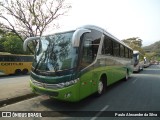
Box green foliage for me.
[0,29,5,35]
[0,37,6,52]
[0,0,71,54]
[123,37,142,47]
[143,40,160,61]
[143,41,160,51]
[122,37,144,55]
[145,52,156,61]
[3,33,23,54]
[0,32,30,54]
[0,29,6,52]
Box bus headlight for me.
[31,77,79,89]
[57,78,79,88]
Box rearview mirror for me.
[72,28,91,47]
[23,37,40,51]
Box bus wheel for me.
[96,77,106,96]
[15,69,22,75]
[22,69,28,75]
[138,67,140,73]
[124,70,129,81]
[141,66,144,71]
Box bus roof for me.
[78,25,133,50]
[133,50,144,55]
[42,25,133,51]
[133,50,139,54]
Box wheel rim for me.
[98,81,103,94]
[126,73,128,80]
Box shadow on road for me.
[0,74,29,79]
[137,65,160,75]
[40,78,127,111]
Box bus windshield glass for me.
[133,54,138,61]
[33,31,78,73]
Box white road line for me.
[132,78,138,84]
[90,105,109,120]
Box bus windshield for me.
[33,31,78,74]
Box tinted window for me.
[81,29,102,68]
[120,45,125,57]
[102,36,113,55]
[125,48,129,58]
[129,50,133,58]
[113,41,120,56]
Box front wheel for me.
[96,78,106,96]
[141,66,144,71]
[124,71,129,81]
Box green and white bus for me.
[23,25,133,102]
[133,50,144,72]
[143,56,150,68]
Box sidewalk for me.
[0,75,37,107]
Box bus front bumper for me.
[30,79,80,102]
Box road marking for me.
[132,78,138,84]
[90,105,109,120]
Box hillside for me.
[143,41,160,53]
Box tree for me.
[3,33,23,54]
[0,28,6,52]
[123,37,142,47]
[0,32,28,54]
[0,0,71,53]
[122,37,145,55]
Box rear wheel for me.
[15,69,21,75]
[124,70,129,81]
[138,66,140,73]
[141,66,144,71]
[98,80,104,95]
[22,69,28,75]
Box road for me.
[0,75,31,101]
[0,65,160,120]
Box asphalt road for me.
[0,65,160,120]
[0,75,31,101]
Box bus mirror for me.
[23,37,40,51]
[72,28,91,47]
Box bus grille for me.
[31,79,62,90]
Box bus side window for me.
[102,36,113,55]
[82,40,93,64]
[113,41,120,56]
[120,45,125,57]
[0,56,3,61]
[81,30,101,68]
[125,48,129,58]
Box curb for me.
[0,93,38,108]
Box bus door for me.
[79,40,95,99]
[79,29,101,99]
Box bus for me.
[0,53,33,75]
[133,50,144,72]
[23,25,133,102]
[143,57,150,68]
